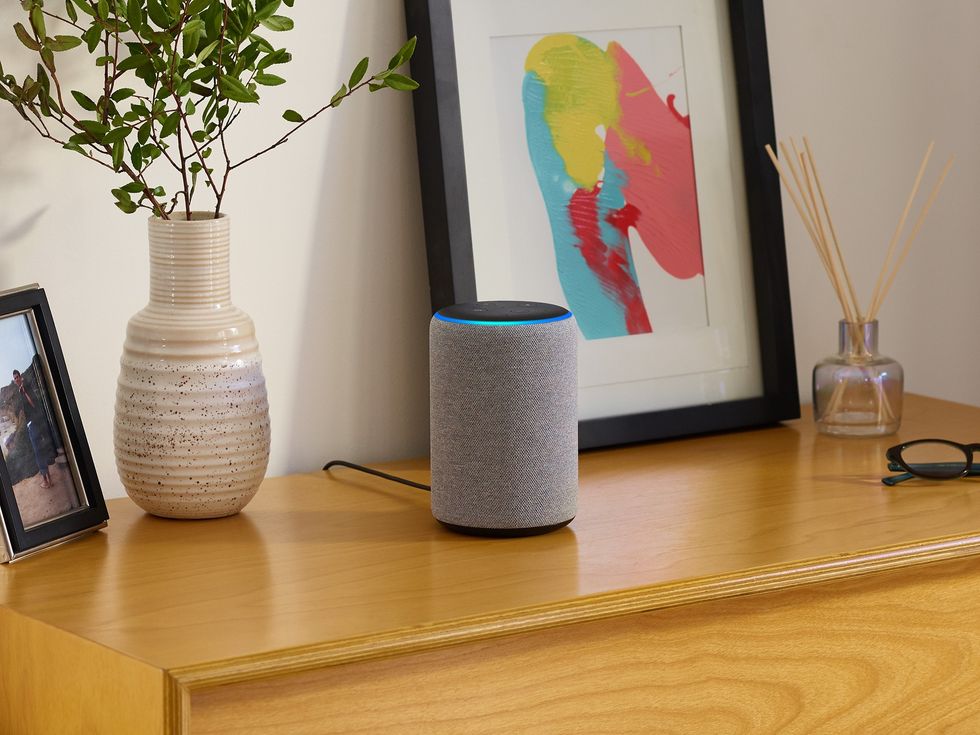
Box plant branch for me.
[229,79,373,171]
[41,10,85,32]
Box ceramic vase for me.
[114,213,271,518]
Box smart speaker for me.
[429,301,578,537]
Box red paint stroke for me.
[666,94,690,128]
[606,42,704,279]
[568,186,651,335]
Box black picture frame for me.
[0,285,107,562]
[405,0,800,448]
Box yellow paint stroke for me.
[526,35,651,185]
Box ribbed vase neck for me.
[148,213,230,308]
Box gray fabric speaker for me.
[429,301,578,537]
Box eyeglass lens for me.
[900,441,969,479]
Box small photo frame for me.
[0,285,106,563]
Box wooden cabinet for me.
[3,395,980,733]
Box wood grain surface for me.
[0,607,165,735]
[191,555,980,734]
[3,395,980,681]
[2,395,979,717]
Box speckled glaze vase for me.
[114,213,271,519]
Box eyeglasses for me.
[882,439,980,486]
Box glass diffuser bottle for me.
[813,320,903,436]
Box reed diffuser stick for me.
[868,142,934,318]
[764,145,853,320]
[802,137,862,321]
[870,155,954,320]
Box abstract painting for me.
[521,30,704,340]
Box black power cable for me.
[323,459,431,492]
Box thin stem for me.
[229,79,374,171]
[41,10,85,32]
[213,4,232,217]
[174,117,192,218]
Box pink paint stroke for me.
[605,42,704,279]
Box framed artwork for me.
[0,285,107,562]
[405,0,799,447]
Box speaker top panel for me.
[436,301,571,326]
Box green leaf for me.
[255,73,285,86]
[64,141,86,156]
[183,19,205,36]
[329,84,347,107]
[249,33,274,53]
[104,126,132,144]
[259,15,293,32]
[111,139,125,170]
[258,48,291,69]
[186,0,211,14]
[282,108,303,123]
[115,200,139,214]
[145,0,172,29]
[69,0,95,17]
[46,35,83,52]
[112,188,133,203]
[348,57,369,88]
[160,110,180,137]
[30,6,46,40]
[40,47,56,73]
[383,73,419,91]
[97,0,109,21]
[116,54,150,72]
[137,121,151,144]
[126,0,144,33]
[254,0,281,21]
[76,119,109,141]
[130,142,142,168]
[111,87,136,102]
[14,23,41,52]
[121,181,144,194]
[388,36,417,70]
[196,39,219,63]
[185,99,196,115]
[219,74,259,103]
[71,90,97,111]
[368,82,383,92]
[83,25,101,53]
[66,1,79,23]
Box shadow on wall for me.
[287,0,431,467]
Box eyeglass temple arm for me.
[882,466,980,486]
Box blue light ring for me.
[433,312,573,327]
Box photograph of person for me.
[0,313,82,528]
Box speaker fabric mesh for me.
[429,316,577,530]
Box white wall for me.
[765,0,980,408]
[0,1,977,500]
